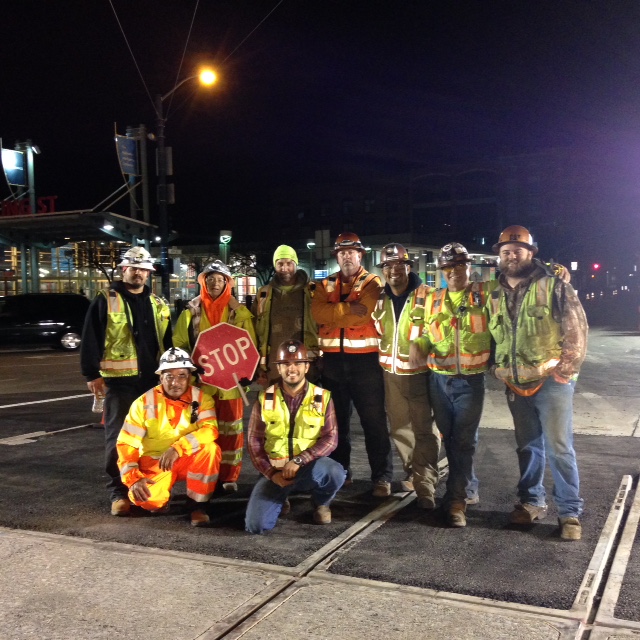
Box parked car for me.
[0,293,90,350]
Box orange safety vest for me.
[318,270,380,354]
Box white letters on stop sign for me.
[197,336,252,377]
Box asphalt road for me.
[1,327,640,614]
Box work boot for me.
[110,498,131,517]
[509,503,548,525]
[400,474,415,492]
[222,482,238,492]
[280,499,291,517]
[372,480,391,497]
[465,494,480,506]
[559,517,582,541]
[416,495,436,510]
[190,509,210,527]
[313,505,332,525]
[447,501,467,528]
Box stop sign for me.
[192,323,259,391]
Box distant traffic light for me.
[592,263,601,271]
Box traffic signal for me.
[592,263,601,271]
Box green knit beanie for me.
[273,245,298,267]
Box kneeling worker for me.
[245,340,346,534]
[116,348,221,527]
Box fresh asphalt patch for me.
[327,428,640,610]
[0,427,377,567]
[614,512,640,621]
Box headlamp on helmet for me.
[437,243,472,269]
[155,347,196,375]
[333,232,365,255]
[118,246,156,270]
[273,339,310,364]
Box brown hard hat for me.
[333,231,365,255]
[438,243,472,268]
[376,243,412,268]
[492,225,538,255]
[273,339,310,364]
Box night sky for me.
[3,1,640,256]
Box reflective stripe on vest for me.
[490,276,563,384]
[260,383,329,460]
[319,270,380,353]
[99,290,169,378]
[136,386,204,458]
[424,284,491,375]
[374,284,430,374]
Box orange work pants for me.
[129,441,221,511]
[215,397,244,483]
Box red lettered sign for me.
[192,323,259,391]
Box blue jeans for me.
[428,373,484,507]
[506,377,583,518]
[245,458,346,534]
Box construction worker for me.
[252,245,319,386]
[80,246,172,516]
[372,243,441,509]
[245,340,345,533]
[173,260,257,491]
[488,225,588,540]
[410,243,491,527]
[311,232,393,496]
[116,348,221,527]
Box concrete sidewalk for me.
[0,523,584,640]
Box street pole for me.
[155,94,170,301]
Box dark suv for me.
[0,293,90,350]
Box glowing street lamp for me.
[156,67,217,300]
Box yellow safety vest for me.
[488,276,563,384]
[260,383,330,463]
[99,289,170,378]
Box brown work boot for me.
[465,494,480,506]
[313,505,332,525]
[372,480,391,497]
[110,498,131,517]
[509,503,548,525]
[416,495,436,510]
[190,509,210,527]
[400,474,415,492]
[280,499,291,517]
[559,517,582,540]
[447,501,467,528]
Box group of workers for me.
[80,224,588,540]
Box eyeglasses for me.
[441,263,467,273]
[163,373,190,383]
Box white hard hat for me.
[118,246,156,270]
[155,347,196,375]
[202,260,231,278]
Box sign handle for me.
[233,372,250,406]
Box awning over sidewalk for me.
[0,210,160,248]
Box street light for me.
[156,66,217,300]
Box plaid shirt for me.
[247,381,338,479]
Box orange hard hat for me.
[492,225,538,255]
[333,232,365,255]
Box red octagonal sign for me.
[192,323,259,391]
